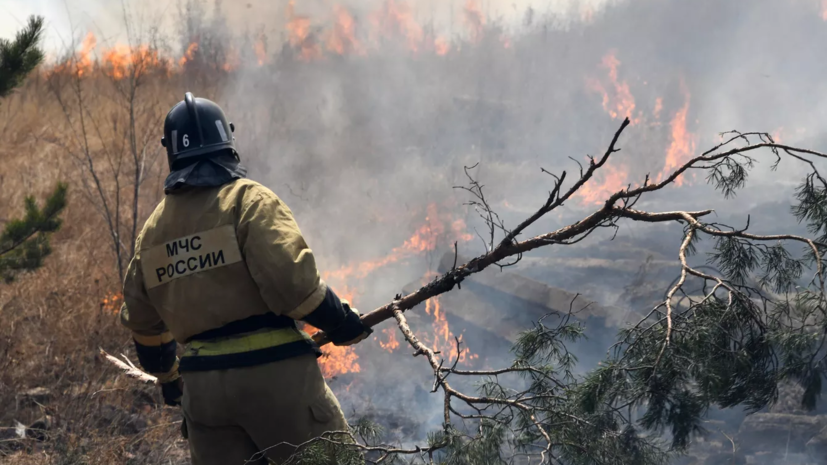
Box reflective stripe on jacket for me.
[180,327,320,371]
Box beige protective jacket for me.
[120,179,327,363]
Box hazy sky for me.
[0,0,615,54]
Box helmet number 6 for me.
[182,134,190,147]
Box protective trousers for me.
[182,354,349,465]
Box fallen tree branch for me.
[312,121,827,346]
[100,348,157,384]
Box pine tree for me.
[0,15,45,99]
[0,16,67,282]
[0,184,68,282]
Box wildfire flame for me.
[425,296,477,363]
[434,36,451,56]
[287,0,322,61]
[653,97,664,119]
[371,0,424,52]
[77,32,97,77]
[282,0,463,58]
[325,203,471,282]
[463,0,485,42]
[580,53,698,204]
[317,203,475,377]
[101,44,162,80]
[48,31,96,77]
[253,34,268,66]
[576,163,630,205]
[46,0,519,77]
[48,32,170,80]
[100,291,123,315]
[223,47,241,72]
[327,5,363,55]
[657,83,696,186]
[587,52,641,124]
[378,327,400,351]
[179,42,199,67]
[317,339,362,379]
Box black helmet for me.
[161,92,236,170]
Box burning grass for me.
[0,4,495,459]
[0,0,718,461]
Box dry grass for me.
[0,7,613,462]
[0,71,190,463]
[1,19,513,463]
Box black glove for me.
[303,289,373,346]
[328,306,372,346]
[161,377,184,406]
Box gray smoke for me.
[214,0,826,452]
[6,0,825,457]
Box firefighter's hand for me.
[161,377,184,406]
[329,306,372,346]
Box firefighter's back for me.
[138,180,349,463]
[120,93,367,465]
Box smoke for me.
[9,0,827,456]
[214,0,824,275]
[1,0,611,55]
[217,0,826,450]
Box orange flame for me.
[48,2,508,73]
[587,52,640,124]
[101,44,162,80]
[337,285,358,306]
[371,0,424,52]
[100,291,123,315]
[312,284,362,379]
[287,0,323,61]
[576,163,630,205]
[463,0,485,42]
[657,84,696,186]
[378,327,400,351]
[317,205,474,376]
[102,45,131,79]
[222,46,241,72]
[325,203,470,282]
[653,97,663,119]
[318,343,361,378]
[49,32,98,78]
[771,127,784,143]
[49,32,169,80]
[76,32,97,77]
[434,36,450,55]
[179,42,198,67]
[327,5,363,55]
[425,296,477,363]
[253,34,268,66]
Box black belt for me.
[187,313,296,342]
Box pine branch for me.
[0,15,45,99]
[0,183,68,282]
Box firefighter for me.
[119,92,371,464]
